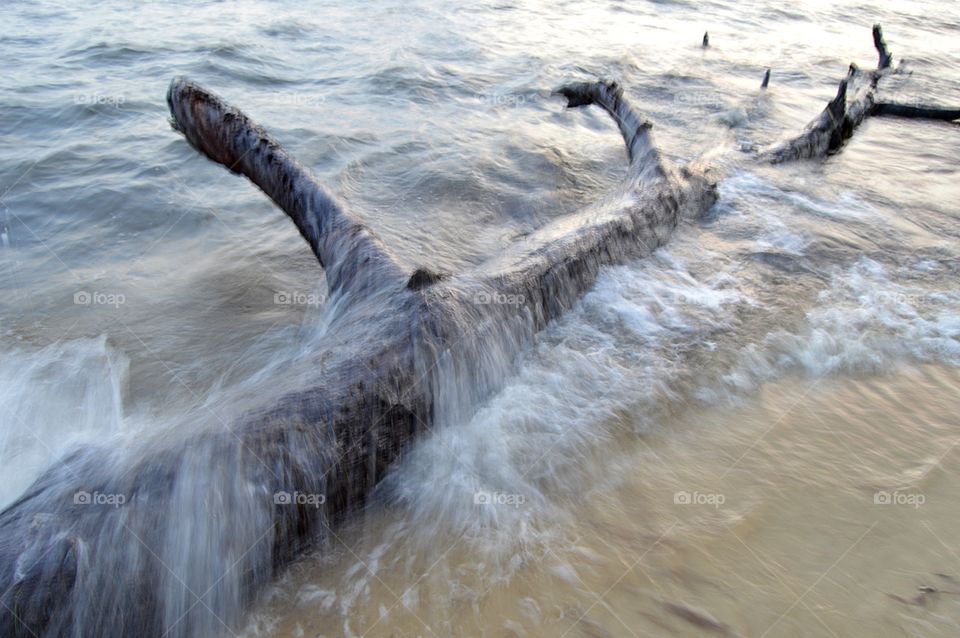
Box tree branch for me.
[756,25,958,163]
[873,24,893,70]
[873,102,960,121]
[167,78,405,297]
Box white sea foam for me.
[723,257,960,395]
[0,335,129,509]
[376,246,750,572]
[341,239,959,609]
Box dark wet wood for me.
[873,24,892,70]
[761,26,890,163]
[873,102,960,121]
[0,78,717,638]
[761,24,958,163]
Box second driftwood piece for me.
[762,24,959,163]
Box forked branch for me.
[761,25,958,163]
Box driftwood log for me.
[762,25,958,163]
[0,75,715,638]
[0,24,954,638]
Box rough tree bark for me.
[0,23,951,638]
[0,77,714,637]
[762,25,958,163]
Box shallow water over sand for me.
[243,365,960,638]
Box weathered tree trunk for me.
[0,77,716,637]
[761,25,958,162]
[1,23,951,637]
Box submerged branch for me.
[759,24,957,162]
[873,102,960,121]
[873,23,893,70]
